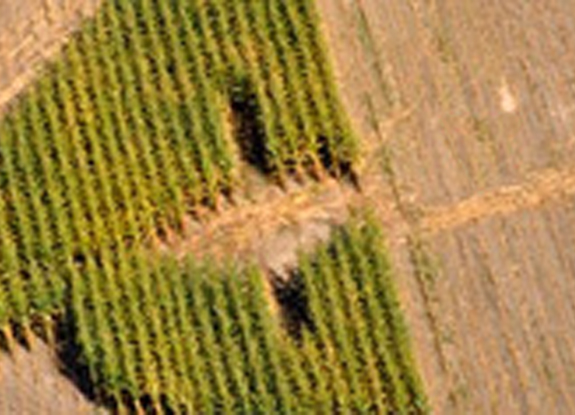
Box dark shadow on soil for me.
[270,270,315,341]
[53,309,100,404]
[317,135,360,189]
[0,330,10,352]
[228,77,271,175]
[139,393,185,415]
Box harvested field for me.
[316,0,575,414]
[417,199,575,414]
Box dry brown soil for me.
[316,0,575,414]
[0,336,103,414]
[0,0,100,113]
[2,0,575,414]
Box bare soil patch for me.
[316,0,575,413]
[0,336,104,414]
[0,0,100,114]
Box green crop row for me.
[0,0,358,328]
[63,219,427,414]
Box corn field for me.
[0,1,426,413]
[0,0,357,327]
[67,219,427,413]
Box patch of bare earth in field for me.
[0,337,103,414]
[0,0,100,113]
[316,0,575,413]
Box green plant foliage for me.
[0,1,424,412]
[66,219,427,414]
[0,0,358,326]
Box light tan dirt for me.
[422,166,575,235]
[418,200,575,414]
[316,0,575,414]
[0,337,104,414]
[0,0,100,114]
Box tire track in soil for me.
[154,164,575,274]
[420,166,575,236]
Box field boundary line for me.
[420,166,575,234]
[158,164,575,268]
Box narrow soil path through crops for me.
[154,158,575,274]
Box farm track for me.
[317,0,575,414]
[422,166,575,235]
[157,162,575,273]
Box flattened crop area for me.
[317,0,575,413]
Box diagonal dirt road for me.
[155,159,575,277]
[421,166,575,235]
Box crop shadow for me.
[227,77,272,175]
[270,270,315,341]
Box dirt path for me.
[422,166,575,234]
[0,0,100,114]
[156,160,575,276]
[153,169,399,273]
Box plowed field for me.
[317,0,575,413]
